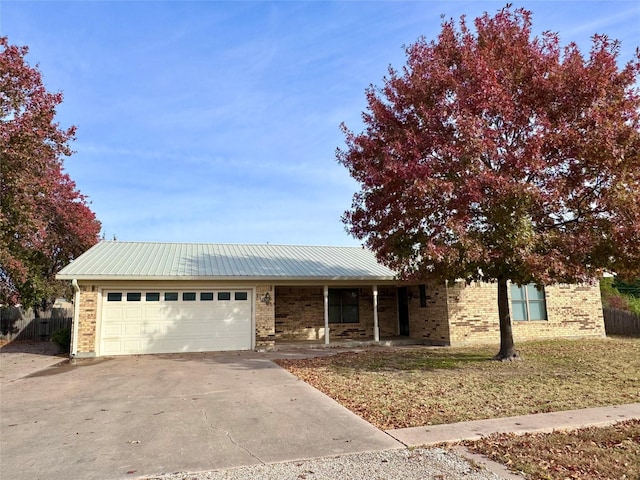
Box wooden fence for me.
[603,307,640,335]
[0,307,72,342]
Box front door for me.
[398,287,410,336]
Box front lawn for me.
[275,338,640,430]
[464,419,640,480]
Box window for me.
[182,292,196,301]
[218,292,231,301]
[146,292,160,302]
[127,292,141,302]
[165,292,178,301]
[328,289,359,324]
[419,284,427,308]
[107,292,122,302]
[511,284,547,321]
[200,292,214,301]
[235,292,248,301]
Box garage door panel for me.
[122,340,144,353]
[103,324,122,336]
[104,308,124,320]
[207,320,250,333]
[102,340,120,355]
[125,308,143,319]
[123,324,142,335]
[101,290,252,355]
[142,306,161,319]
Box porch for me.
[273,285,404,345]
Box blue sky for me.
[2,1,639,246]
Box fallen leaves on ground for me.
[464,420,640,480]
[275,338,640,429]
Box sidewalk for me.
[386,403,640,446]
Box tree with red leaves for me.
[1,36,101,311]
[338,7,640,360]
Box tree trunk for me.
[495,276,521,361]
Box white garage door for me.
[100,289,253,355]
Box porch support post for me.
[373,285,379,342]
[323,285,330,345]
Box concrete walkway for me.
[386,403,640,446]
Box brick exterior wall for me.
[76,285,98,356]
[446,281,606,346]
[405,283,451,345]
[274,286,398,341]
[518,283,606,340]
[274,287,325,340]
[446,281,500,344]
[73,280,605,354]
[255,285,275,348]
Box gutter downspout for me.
[71,279,80,358]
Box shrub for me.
[628,296,640,316]
[50,328,71,353]
[608,294,630,311]
[600,277,639,314]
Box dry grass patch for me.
[275,338,639,429]
[464,420,640,480]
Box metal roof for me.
[56,241,398,281]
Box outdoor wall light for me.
[261,292,271,305]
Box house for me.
[56,241,606,357]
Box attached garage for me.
[100,289,253,355]
[56,241,401,358]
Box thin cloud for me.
[4,1,639,245]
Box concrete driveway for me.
[0,349,401,480]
